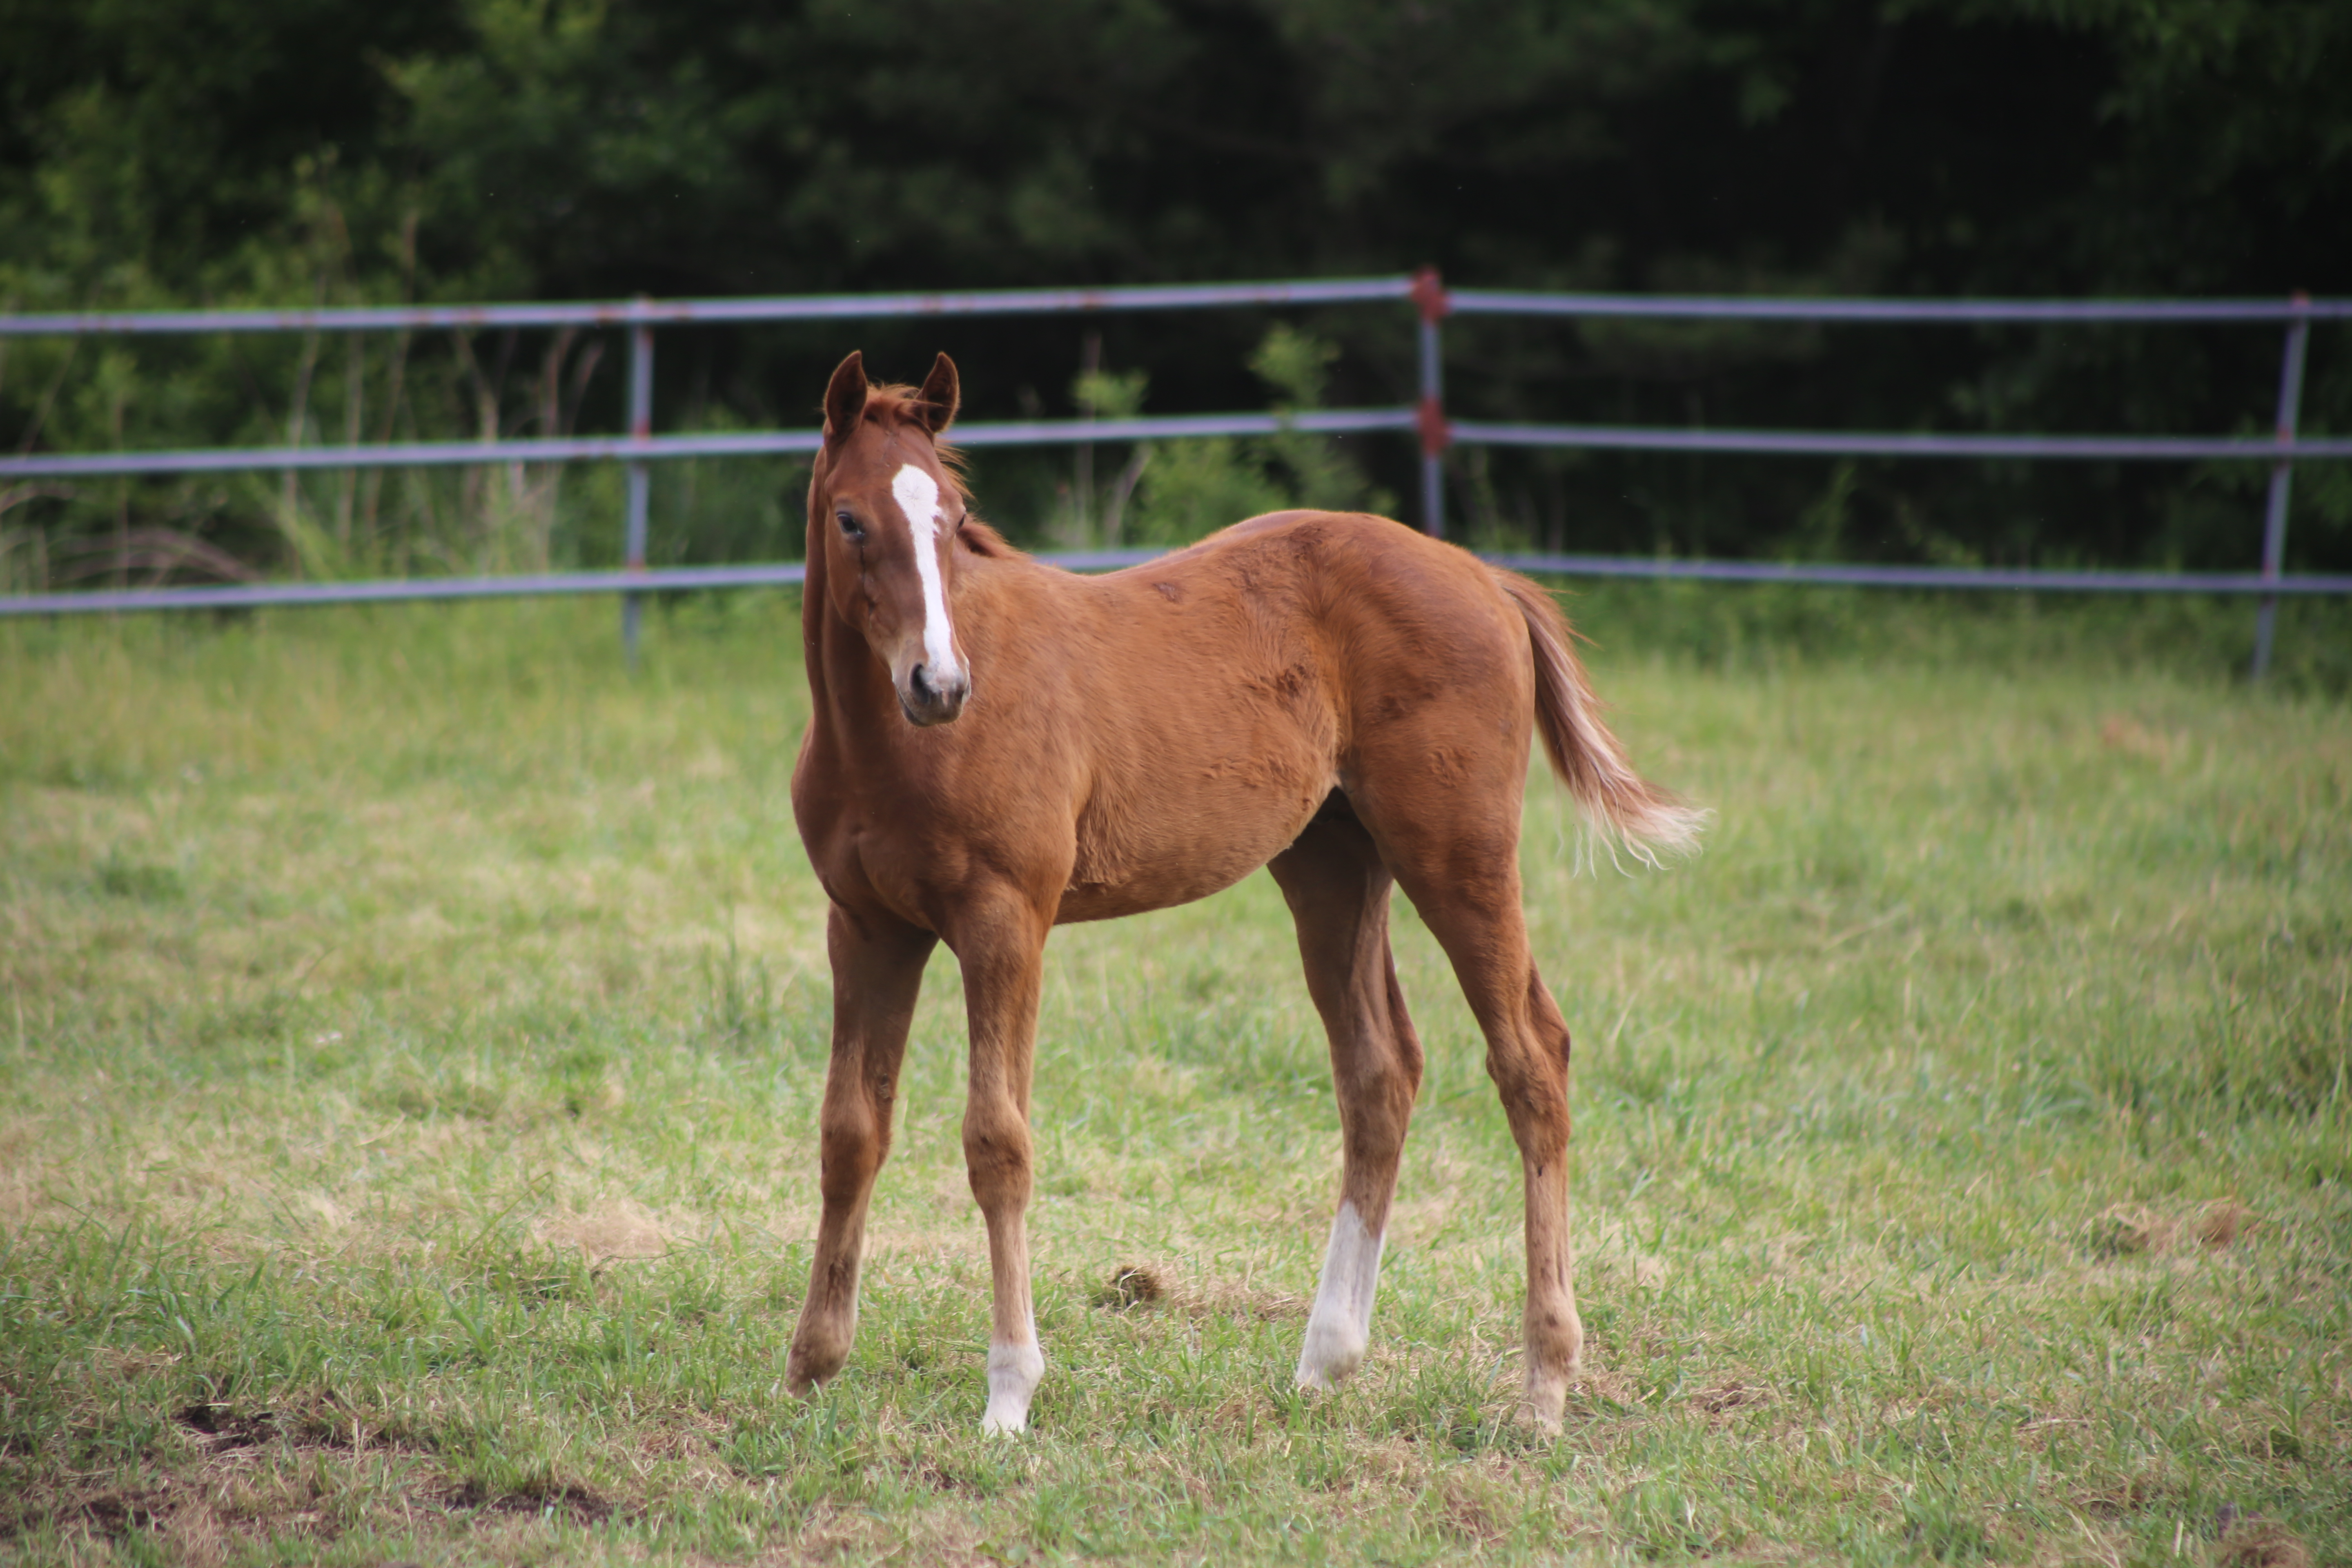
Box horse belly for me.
[1058,732,1331,924]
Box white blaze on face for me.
[889,463,961,680]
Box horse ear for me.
[916,352,960,435]
[823,351,869,443]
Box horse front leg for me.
[949,896,1051,1435]
[785,904,936,1394]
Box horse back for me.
[1040,512,1533,915]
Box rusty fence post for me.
[2252,293,2312,681]
[1413,267,1450,538]
[622,313,654,668]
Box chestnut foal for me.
[784,351,1702,1435]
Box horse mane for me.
[846,382,1020,557]
[855,382,972,504]
[957,517,1018,558]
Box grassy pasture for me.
[0,586,2346,1566]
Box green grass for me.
[0,587,2346,1566]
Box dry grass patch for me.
[2084,1200,2256,1258]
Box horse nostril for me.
[910,664,933,700]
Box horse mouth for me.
[899,696,962,726]
[897,672,969,726]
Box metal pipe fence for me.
[2,274,2345,673]
[16,552,2345,622]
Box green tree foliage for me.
[1,0,2346,579]
[1115,325,1394,546]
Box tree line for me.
[2,0,2346,586]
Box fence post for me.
[622,312,654,668]
[1413,266,1450,538]
[2252,294,2312,681]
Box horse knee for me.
[962,1103,1033,1210]
[817,1107,887,1205]
[1485,1045,1570,1154]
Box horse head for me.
[811,350,973,726]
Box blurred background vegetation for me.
[2,0,2348,587]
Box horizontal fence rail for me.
[0,277,1417,339]
[0,410,1421,481]
[1445,291,2352,323]
[20,410,2345,483]
[1448,422,2352,463]
[1481,556,2352,595]
[2,272,2344,673]
[11,552,2350,621]
[11,280,2345,337]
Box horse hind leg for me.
[1486,960,1583,1430]
[1344,704,1586,1429]
[1388,841,1584,1431]
[1268,809,1425,1390]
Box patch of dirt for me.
[4,1394,507,1561]
[445,1476,617,1525]
[31,1452,361,1559]
[69,1487,172,1537]
[176,1398,436,1457]
[1694,1381,1775,1419]
[177,1402,279,1449]
[911,1459,989,1498]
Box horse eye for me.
[835,508,862,537]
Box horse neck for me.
[799,532,901,751]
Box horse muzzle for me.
[897,660,971,726]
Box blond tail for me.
[1492,570,1708,866]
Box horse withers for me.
[784,350,1703,1435]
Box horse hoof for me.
[1514,1403,1566,1437]
[1294,1322,1368,1390]
[782,1356,838,1397]
[982,1341,1042,1435]
[1516,1376,1570,1435]
[1298,1354,1373,1392]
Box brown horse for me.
[784,350,1702,1435]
